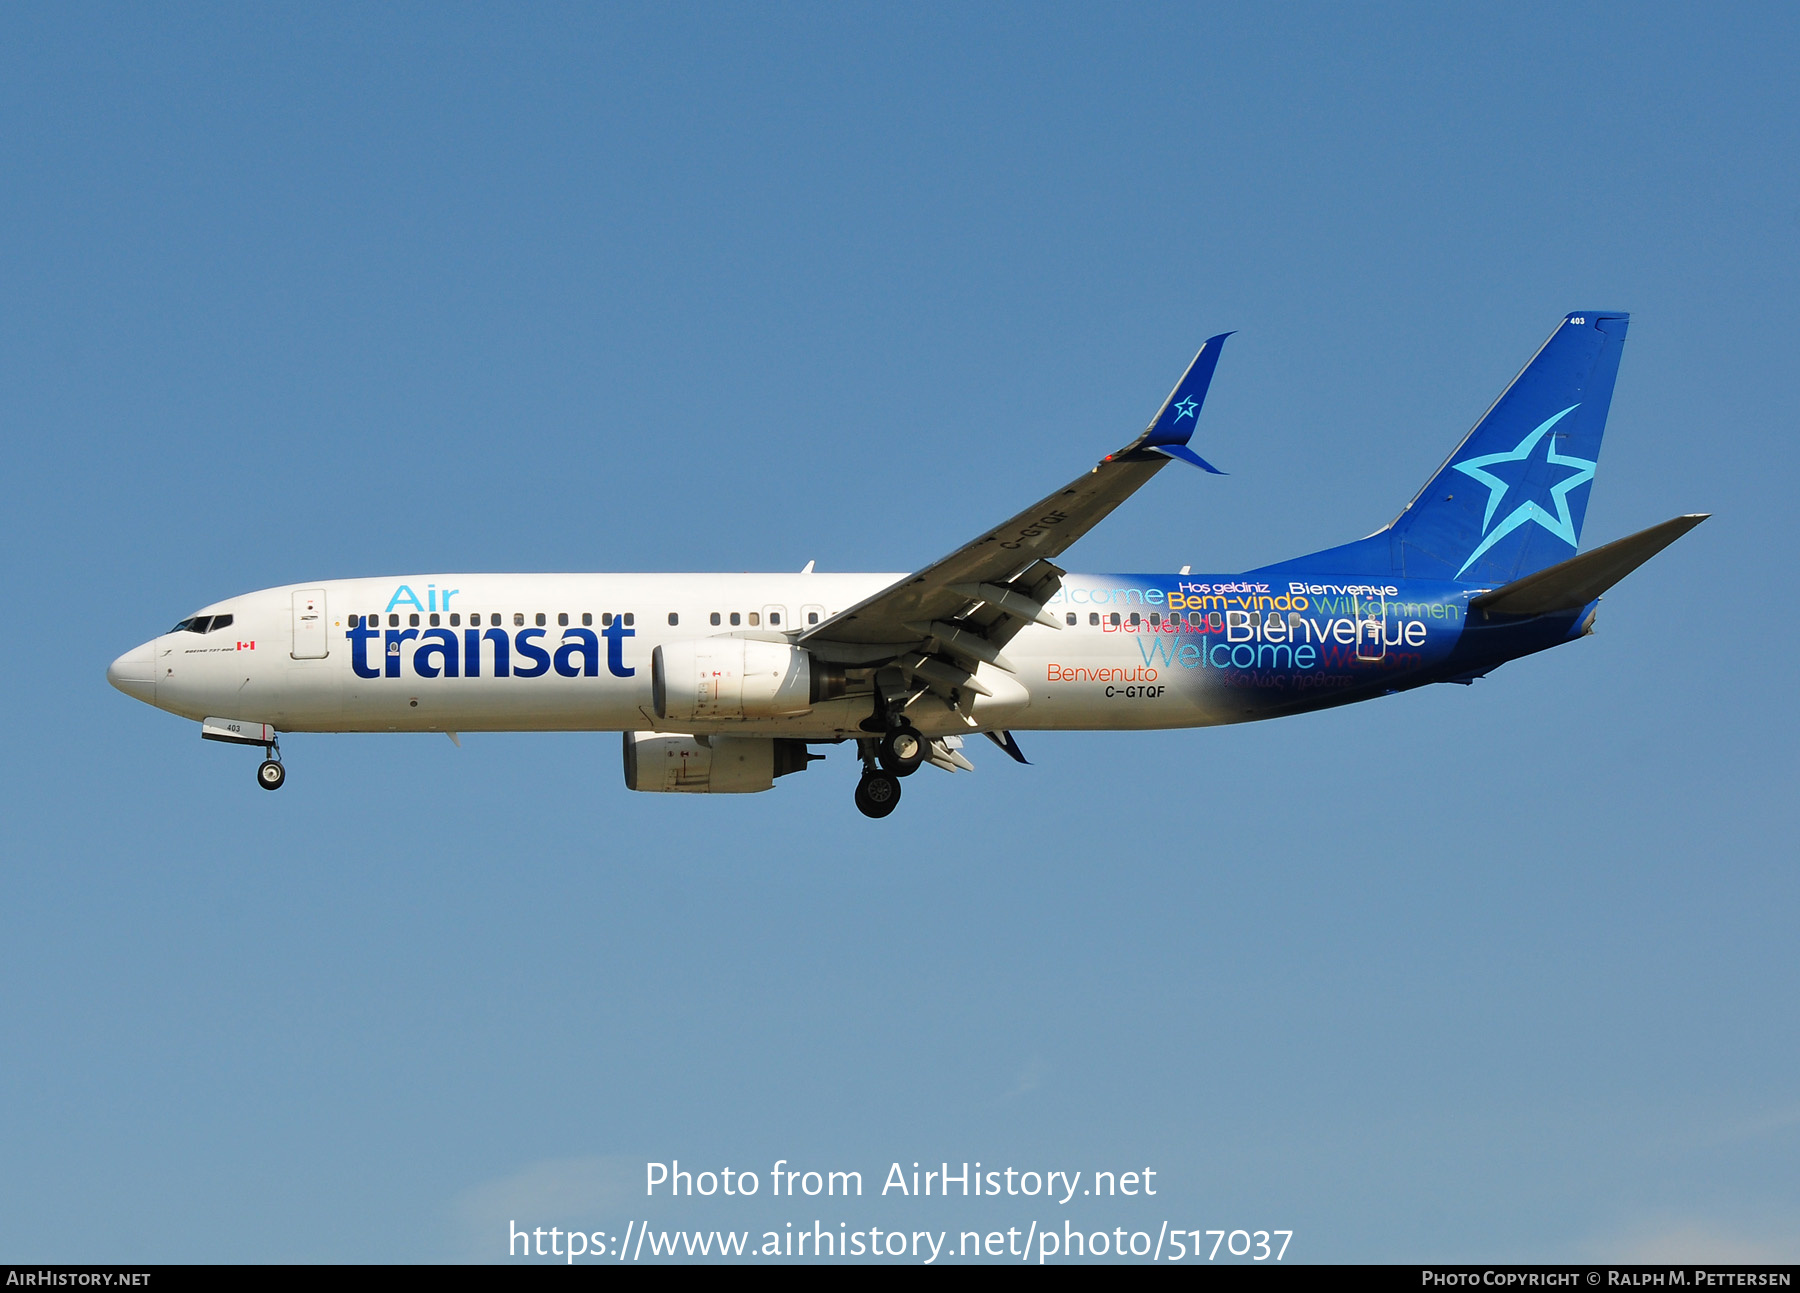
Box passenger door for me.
[292,589,329,659]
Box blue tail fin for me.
[1263,313,1630,584]
[1397,312,1629,582]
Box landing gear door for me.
[1353,591,1385,661]
[292,589,329,659]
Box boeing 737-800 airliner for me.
[108,312,1703,817]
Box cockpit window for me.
[168,613,233,634]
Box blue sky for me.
[2,2,1796,1263]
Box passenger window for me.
[769,612,780,626]
[1066,612,1077,625]
[389,614,400,628]
[1189,612,1201,626]
[582,613,592,627]
[1128,612,1140,626]
[808,611,819,625]
[1090,613,1100,626]
[624,613,634,626]
[469,613,482,626]
[514,613,524,627]
[450,613,460,627]
[730,612,741,626]
[602,613,613,627]
[429,613,440,627]
[668,613,679,626]
[536,613,546,627]
[558,612,568,627]
[410,613,421,627]
[1149,612,1160,626]
[748,612,760,627]
[1110,613,1120,626]
[711,612,721,626]
[1209,612,1224,629]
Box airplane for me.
[107,311,1704,818]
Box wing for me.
[799,333,1233,697]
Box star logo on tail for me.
[1171,396,1198,422]
[1450,404,1596,578]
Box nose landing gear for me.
[255,731,285,791]
[200,718,287,791]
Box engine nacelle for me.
[622,732,813,794]
[652,638,839,722]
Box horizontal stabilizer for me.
[1468,514,1708,617]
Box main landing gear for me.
[851,677,931,818]
[854,765,902,818]
[878,725,926,777]
[854,717,927,819]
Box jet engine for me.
[651,638,843,722]
[622,732,814,793]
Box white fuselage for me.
[112,572,1241,740]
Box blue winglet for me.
[1151,443,1226,474]
[983,729,1031,765]
[1138,331,1233,470]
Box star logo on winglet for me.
[1171,397,1198,422]
[1450,404,1596,578]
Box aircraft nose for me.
[107,641,157,702]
